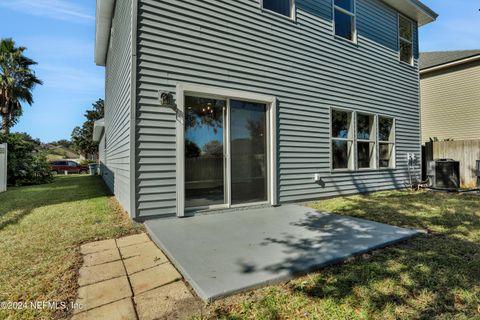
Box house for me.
[93,0,437,220]
[420,50,480,142]
[419,50,480,186]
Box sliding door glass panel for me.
[185,96,226,208]
[230,100,267,205]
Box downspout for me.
[129,0,139,220]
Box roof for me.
[420,50,480,72]
[381,0,437,26]
[93,118,105,142]
[95,0,115,66]
[94,0,438,66]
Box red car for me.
[50,160,89,174]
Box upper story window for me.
[334,0,356,42]
[261,0,294,19]
[399,15,413,64]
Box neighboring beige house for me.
[420,50,480,143]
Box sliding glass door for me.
[185,96,268,210]
[184,97,226,209]
[230,100,267,205]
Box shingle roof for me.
[420,50,480,70]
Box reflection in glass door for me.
[230,100,267,205]
[185,97,226,209]
[184,96,268,209]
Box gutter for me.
[420,55,480,75]
[130,0,139,219]
[95,0,115,66]
[410,0,438,21]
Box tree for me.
[185,139,201,158]
[71,99,104,158]
[0,132,53,186]
[50,139,73,149]
[0,38,42,134]
[202,140,223,157]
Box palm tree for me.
[0,38,42,135]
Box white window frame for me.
[330,107,355,171]
[176,84,278,217]
[378,115,396,169]
[398,14,414,65]
[356,112,377,170]
[260,0,296,20]
[330,108,397,172]
[332,0,357,43]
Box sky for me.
[0,0,103,143]
[0,0,479,143]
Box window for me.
[357,113,376,169]
[331,109,396,171]
[262,0,293,18]
[399,15,413,64]
[331,109,354,170]
[334,0,356,41]
[378,116,395,168]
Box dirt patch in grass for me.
[201,191,480,320]
[0,176,143,320]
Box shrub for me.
[0,133,54,186]
[80,160,97,166]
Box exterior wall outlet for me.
[314,174,321,182]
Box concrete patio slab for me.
[75,276,132,312]
[78,260,126,287]
[71,298,136,320]
[119,242,162,259]
[80,239,117,255]
[129,263,182,295]
[75,233,201,319]
[145,205,418,302]
[124,251,169,275]
[134,281,201,320]
[116,233,150,248]
[83,248,121,267]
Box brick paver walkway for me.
[72,233,202,320]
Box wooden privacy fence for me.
[424,140,480,187]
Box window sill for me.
[334,34,358,46]
[261,8,296,22]
[330,167,397,174]
[399,59,415,68]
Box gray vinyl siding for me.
[135,0,421,218]
[99,132,106,175]
[103,0,133,216]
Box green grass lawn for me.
[206,191,480,320]
[0,175,143,320]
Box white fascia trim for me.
[93,118,105,142]
[382,0,437,26]
[420,55,480,75]
[95,0,115,66]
